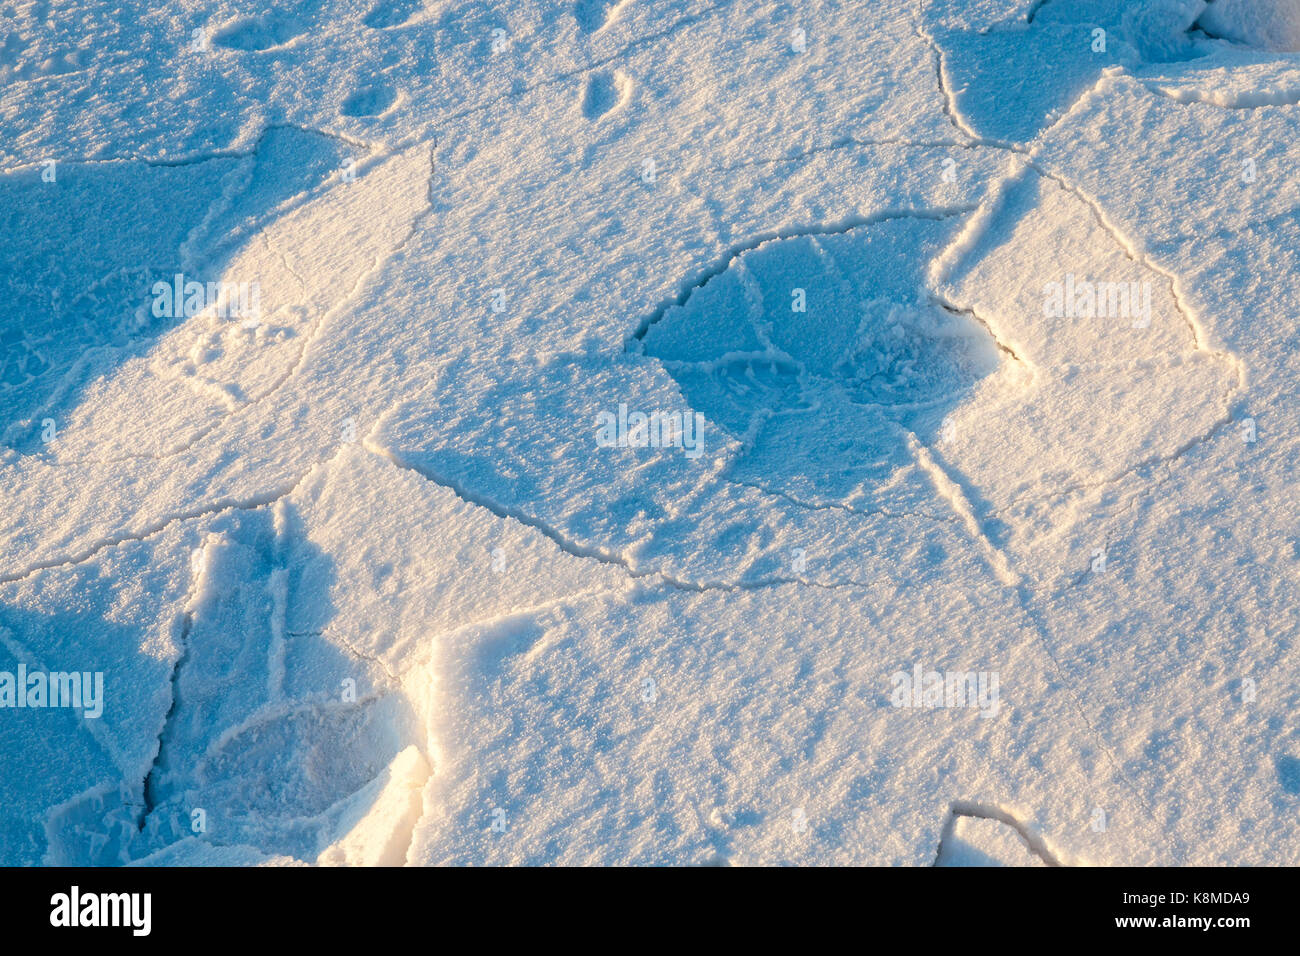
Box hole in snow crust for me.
[635,217,1002,502]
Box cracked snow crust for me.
[0,0,1298,867]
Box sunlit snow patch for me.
[929,160,1241,556]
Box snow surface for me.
[1,0,1298,866]
[1200,0,1300,52]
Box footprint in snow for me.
[581,70,629,120]
[211,15,306,52]
[341,84,399,117]
[575,0,628,34]
[363,0,425,30]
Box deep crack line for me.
[932,299,1030,368]
[139,608,193,830]
[915,19,986,144]
[1026,0,1055,25]
[933,800,1064,866]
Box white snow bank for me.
[1199,0,1300,50]
[316,746,430,867]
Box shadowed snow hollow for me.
[637,216,1002,507]
[1,131,428,463]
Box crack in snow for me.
[1026,0,1055,26]
[912,438,1020,585]
[0,447,348,585]
[721,474,959,525]
[138,609,192,829]
[933,800,1064,866]
[627,206,981,347]
[0,123,373,176]
[362,440,894,594]
[915,20,989,144]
